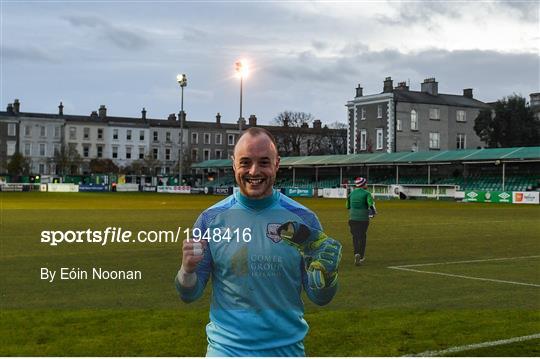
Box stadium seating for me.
[200,173,539,192]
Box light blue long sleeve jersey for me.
[176,189,338,351]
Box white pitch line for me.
[388,266,540,287]
[388,255,540,287]
[394,255,540,268]
[406,332,540,357]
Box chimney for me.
[168,113,177,122]
[356,84,363,97]
[383,77,393,93]
[396,81,409,91]
[216,112,221,125]
[98,105,107,119]
[301,122,308,129]
[530,93,540,108]
[421,78,438,96]
[463,88,473,99]
[90,111,98,119]
[6,103,14,114]
[13,99,20,114]
[141,107,147,120]
[313,119,322,129]
[58,102,64,116]
[248,114,257,126]
[237,117,246,131]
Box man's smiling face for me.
[232,132,280,199]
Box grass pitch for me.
[1,192,539,356]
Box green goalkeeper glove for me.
[277,221,342,289]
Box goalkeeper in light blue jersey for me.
[175,128,342,357]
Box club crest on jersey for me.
[266,223,282,243]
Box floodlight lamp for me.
[177,74,187,87]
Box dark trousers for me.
[348,220,369,258]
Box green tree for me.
[7,152,31,175]
[474,95,540,147]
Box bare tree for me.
[53,144,82,175]
[324,122,348,154]
[7,152,31,176]
[142,153,161,176]
[273,111,315,156]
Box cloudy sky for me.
[1,1,538,126]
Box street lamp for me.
[177,73,187,184]
[235,59,248,122]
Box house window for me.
[39,143,46,156]
[227,134,235,145]
[429,132,440,149]
[360,129,367,150]
[192,132,198,145]
[126,147,132,159]
[429,108,440,120]
[204,149,210,161]
[83,144,89,157]
[24,143,31,156]
[152,148,158,159]
[191,148,198,162]
[377,105,382,119]
[411,143,418,152]
[97,128,103,140]
[127,130,132,141]
[457,133,466,149]
[69,127,76,140]
[112,146,118,159]
[397,119,402,131]
[165,148,171,160]
[24,125,31,137]
[139,147,145,159]
[113,129,119,140]
[215,149,222,159]
[361,108,366,120]
[457,110,466,122]
[216,133,222,145]
[97,145,103,158]
[82,127,89,140]
[54,126,61,138]
[410,110,418,130]
[204,133,211,144]
[7,123,16,136]
[376,128,383,150]
[153,131,158,142]
[166,132,171,142]
[7,142,16,156]
[139,130,145,141]
[40,126,46,137]
[54,143,61,155]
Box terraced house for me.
[346,77,492,154]
[0,100,346,177]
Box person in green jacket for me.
[346,177,376,265]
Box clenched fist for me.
[181,238,207,273]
